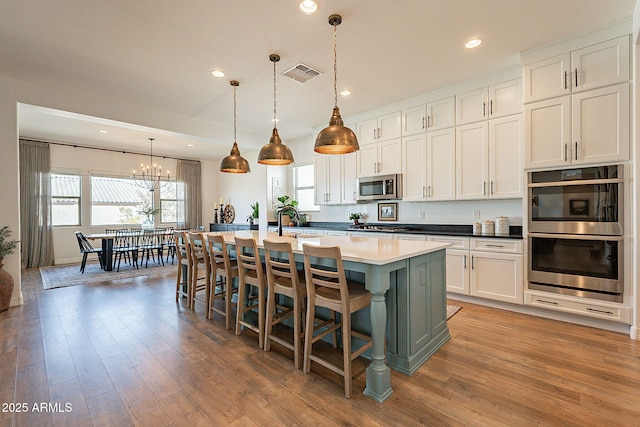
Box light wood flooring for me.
[2,267,640,426]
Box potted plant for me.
[274,196,299,235]
[246,201,259,230]
[0,226,19,311]
[348,212,365,225]
[138,205,161,229]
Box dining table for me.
[85,229,173,271]
[206,229,451,403]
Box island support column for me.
[363,266,393,402]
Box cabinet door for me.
[571,36,629,93]
[572,83,629,165]
[456,122,488,200]
[489,115,522,198]
[378,111,402,141]
[426,128,456,201]
[402,105,426,136]
[326,154,342,204]
[523,53,571,103]
[444,249,469,295]
[356,144,378,177]
[378,139,402,175]
[524,96,571,169]
[470,252,523,304]
[426,97,455,130]
[489,79,522,118]
[314,156,328,205]
[402,135,427,201]
[456,87,488,125]
[357,117,378,145]
[341,152,358,204]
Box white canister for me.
[482,220,495,236]
[473,222,482,235]
[495,216,509,235]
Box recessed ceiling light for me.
[340,90,352,96]
[465,38,482,49]
[98,129,108,134]
[211,69,225,78]
[187,144,194,147]
[299,0,317,14]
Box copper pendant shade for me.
[314,14,359,155]
[220,80,250,173]
[258,54,294,165]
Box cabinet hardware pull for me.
[422,186,425,198]
[574,141,578,160]
[574,68,578,87]
[536,299,558,305]
[373,162,377,173]
[485,244,504,248]
[471,255,474,269]
[428,185,431,197]
[482,101,486,117]
[564,70,568,89]
[422,117,425,129]
[378,162,381,173]
[373,129,376,140]
[427,115,431,128]
[463,254,467,269]
[586,307,614,315]
[564,143,568,161]
[483,181,486,196]
[377,128,381,139]
[490,180,494,195]
[490,100,493,115]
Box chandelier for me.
[132,137,171,191]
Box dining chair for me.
[174,231,191,303]
[206,234,239,328]
[302,244,373,398]
[164,227,176,264]
[138,228,166,267]
[113,229,140,271]
[75,231,104,273]
[187,232,210,310]
[263,239,306,368]
[234,236,266,348]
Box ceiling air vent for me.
[282,63,321,84]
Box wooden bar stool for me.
[234,236,267,348]
[174,230,191,303]
[263,239,306,368]
[302,244,373,398]
[187,232,211,310]
[206,234,239,329]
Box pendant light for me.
[314,14,359,155]
[257,54,294,165]
[220,80,250,173]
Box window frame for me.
[50,173,82,227]
[159,181,178,224]
[89,175,153,226]
[292,162,319,212]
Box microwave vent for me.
[282,63,321,84]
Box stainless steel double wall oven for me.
[528,165,623,302]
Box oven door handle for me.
[528,233,623,241]
[528,178,623,188]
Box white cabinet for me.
[430,236,470,295]
[456,116,522,200]
[402,105,426,136]
[523,36,629,103]
[426,97,456,131]
[356,139,401,177]
[525,83,629,168]
[426,128,456,201]
[341,152,358,204]
[314,155,341,205]
[469,238,523,304]
[357,111,402,144]
[402,134,427,201]
[456,79,522,125]
[394,233,427,241]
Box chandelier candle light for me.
[220,80,250,174]
[132,137,171,191]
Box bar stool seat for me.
[302,243,373,398]
[263,239,307,368]
[234,236,267,348]
[206,234,239,329]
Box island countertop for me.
[212,230,451,265]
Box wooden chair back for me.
[302,244,349,312]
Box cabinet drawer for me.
[470,238,523,253]
[429,236,469,249]
[525,291,631,324]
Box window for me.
[293,164,319,211]
[51,174,81,226]
[90,177,152,225]
[160,182,178,223]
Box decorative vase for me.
[0,257,14,312]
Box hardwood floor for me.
[2,268,640,426]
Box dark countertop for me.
[268,221,523,239]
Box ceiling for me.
[2,0,636,161]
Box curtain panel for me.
[19,139,54,268]
[176,159,202,230]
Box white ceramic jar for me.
[495,216,509,235]
[482,220,495,236]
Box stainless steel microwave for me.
[357,174,402,202]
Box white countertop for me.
[208,230,450,266]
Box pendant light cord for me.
[273,59,278,129]
[233,85,237,143]
[333,22,338,108]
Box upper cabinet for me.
[402,97,456,136]
[357,111,402,145]
[402,105,426,136]
[357,139,402,177]
[456,79,522,125]
[523,35,629,103]
[314,152,358,206]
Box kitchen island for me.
[210,230,451,402]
